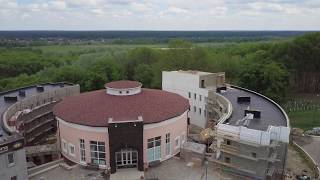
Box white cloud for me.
[0,0,319,30]
[209,6,228,16]
[65,0,104,7]
[50,1,67,10]
[167,7,188,14]
[91,8,105,15]
[0,0,17,9]
[130,2,153,13]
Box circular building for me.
[53,80,189,173]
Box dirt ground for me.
[145,157,236,180]
[285,145,316,180]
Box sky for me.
[0,0,320,30]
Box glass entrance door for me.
[115,149,138,169]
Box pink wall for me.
[58,118,110,168]
[143,111,188,165]
[58,110,188,169]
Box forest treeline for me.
[0,32,319,103]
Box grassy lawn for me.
[289,110,320,130]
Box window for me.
[80,139,86,162]
[165,133,171,156]
[11,176,17,180]
[147,136,161,162]
[251,152,257,158]
[201,80,205,88]
[199,95,202,101]
[7,153,15,167]
[199,108,201,115]
[126,91,129,94]
[193,106,196,112]
[188,92,191,98]
[226,140,231,145]
[175,136,180,149]
[194,93,196,100]
[204,110,207,117]
[69,143,75,156]
[62,139,67,152]
[225,157,231,163]
[90,141,106,165]
[119,91,122,94]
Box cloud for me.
[167,7,188,14]
[65,0,104,7]
[0,0,319,30]
[49,1,67,10]
[130,2,153,13]
[91,8,105,15]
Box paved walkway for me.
[145,158,233,180]
[29,157,237,180]
[294,135,320,166]
[30,166,106,180]
[110,168,143,180]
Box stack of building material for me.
[180,141,206,167]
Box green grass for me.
[289,110,320,130]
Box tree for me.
[239,61,289,102]
[52,66,88,90]
[125,47,160,79]
[133,64,153,87]
[168,39,193,49]
[84,72,108,91]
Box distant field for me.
[289,110,320,130]
[33,41,237,52]
[33,44,167,53]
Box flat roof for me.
[220,86,287,131]
[170,70,213,76]
[0,83,73,143]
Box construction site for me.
[1,70,319,180]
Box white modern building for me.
[162,70,226,128]
[162,70,290,180]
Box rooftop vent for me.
[216,86,227,93]
[105,80,142,96]
[236,113,253,127]
[19,90,26,97]
[4,96,18,102]
[36,86,44,92]
[244,110,261,119]
[237,96,251,103]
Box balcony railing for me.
[25,118,55,134]
[220,144,239,153]
[27,126,55,143]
